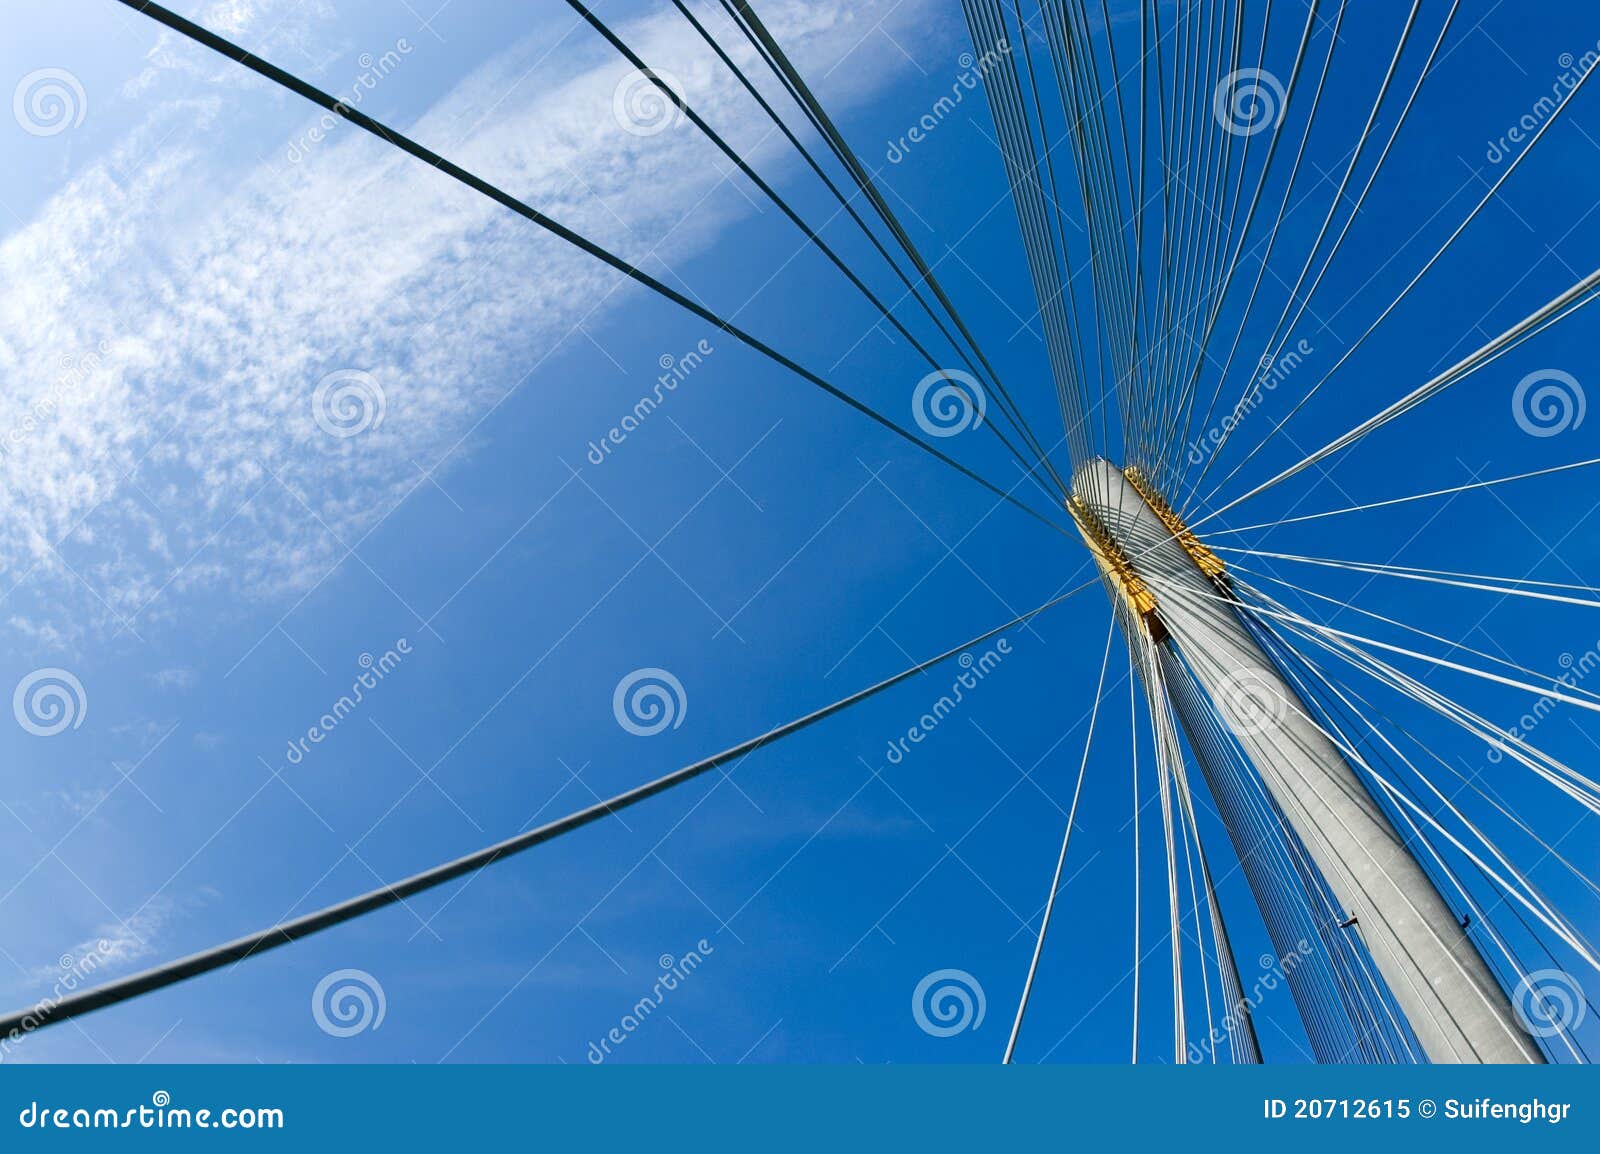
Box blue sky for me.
[1,0,1598,1064]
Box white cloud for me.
[148,666,195,689]
[124,0,341,99]
[20,892,200,989]
[0,0,945,648]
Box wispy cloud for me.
[15,889,210,993]
[0,0,942,648]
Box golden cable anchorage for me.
[1123,466,1228,583]
[1067,495,1168,641]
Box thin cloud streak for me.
[0,0,940,647]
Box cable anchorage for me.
[1124,465,1228,583]
[1067,493,1167,642]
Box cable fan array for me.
[959,0,1600,1064]
[4,0,1598,1064]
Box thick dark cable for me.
[112,0,1073,538]
[567,0,1066,504]
[0,581,1094,1037]
[668,0,1069,500]
[725,0,1069,488]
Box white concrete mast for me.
[1072,457,1542,1064]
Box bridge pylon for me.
[1071,457,1542,1064]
